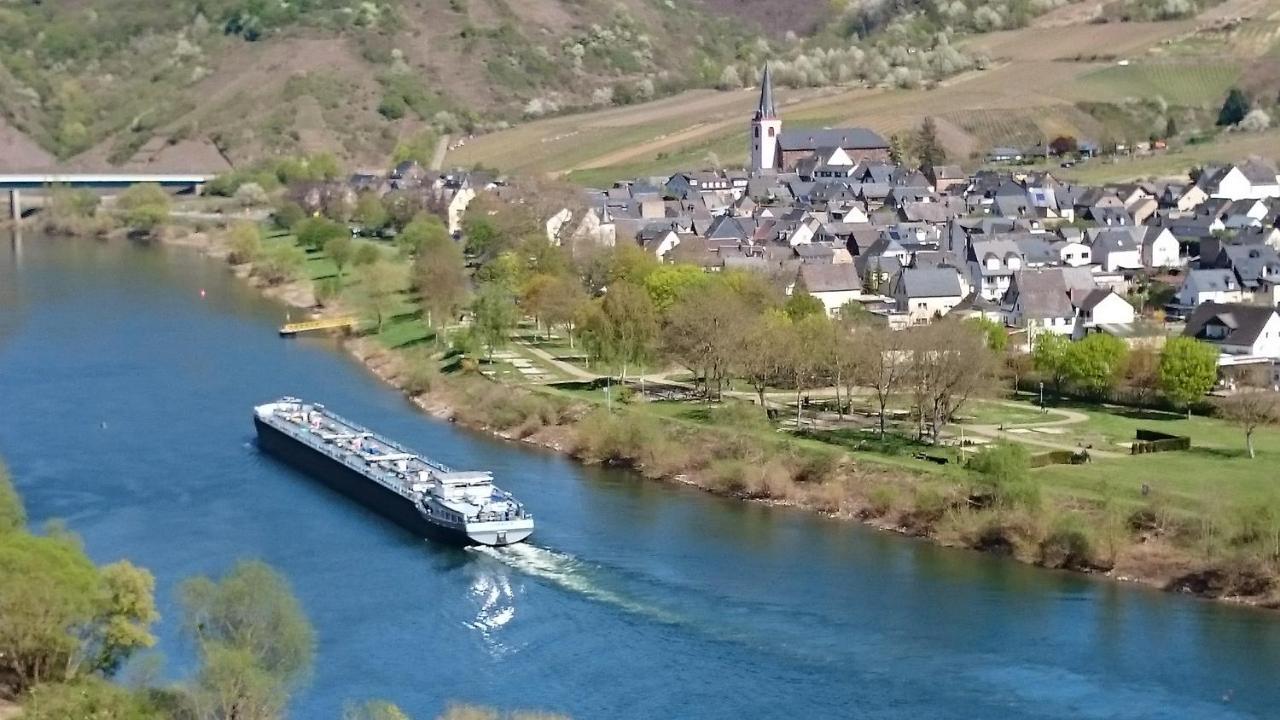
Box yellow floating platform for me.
[279,316,358,336]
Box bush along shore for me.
[164,221,1280,612]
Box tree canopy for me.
[1158,337,1219,415]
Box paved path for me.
[962,401,1125,458]
[516,340,598,380]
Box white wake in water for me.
[468,544,679,623]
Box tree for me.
[295,216,345,251]
[353,192,388,231]
[1065,333,1128,398]
[915,116,946,167]
[857,323,910,438]
[579,282,657,381]
[1049,135,1078,156]
[252,242,306,286]
[663,280,753,400]
[349,260,408,333]
[1218,87,1251,127]
[1164,115,1178,140]
[227,222,263,265]
[345,700,413,720]
[182,560,315,720]
[0,533,158,695]
[908,321,995,444]
[116,183,170,235]
[470,283,518,361]
[737,310,794,412]
[273,201,306,231]
[1158,337,1219,417]
[888,133,906,165]
[415,236,469,329]
[0,460,25,535]
[324,235,354,279]
[352,243,383,266]
[397,214,450,256]
[1031,333,1072,396]
[643,264,709,313]
[968,316,1007,353]
[783,289,825,321]
[967,443,1040,510]
[1216,370,1280,459]
[21,678,165,720]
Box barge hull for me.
[254,416,472,545]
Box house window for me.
[754,127,760,138]
[768,127,775,137]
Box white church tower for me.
[750,64,781,175]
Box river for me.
[0,233,1277,719]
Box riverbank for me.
[167,228,1280,611]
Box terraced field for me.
[1068,62,1243,105]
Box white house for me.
[791,263,865,315]
[1088,227,1144,272]
[1175,269,1243,307]
[1140,226,1182,268]
[1184,302,1280,359]
[891,267,966,325]
[1073,288,1136,339]
[1207,159,1280,201]
[1054,239,1092,267]
[967,239,1024,300]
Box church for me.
[749,65,891,175]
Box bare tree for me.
[856,323,910,438]
[908,321,996,446]
[737,310,793,413]
[1217,368,1280,459]
[663,282,753,400]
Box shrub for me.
[226,222,263,265]
[252,242,306,285]
[400,354,439,395]
[789,448,840,484]
[1040,513,1103,570]
[967,443,1041,510]
[866,485,900,517]
[707,459,749,493]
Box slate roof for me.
[1007,268,1083,318]
[797,263,862,293]
[894,268,963,298]
[1184,269,1238,293]
[778,128,890,151]
[1184,301,1278,347]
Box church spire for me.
[755,64,776,120]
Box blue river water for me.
[1,233,1278,719]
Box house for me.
[1140,226,1181,268]
[925,165,967,193]
[791,263,865,315]
[1207,159,1280,201]
[1184,302,1280,359]
[1073,288,1136,339]
[1175,269,1244,308]
[988,147,1024,163]
[967,238,1025,300]
[1003,267,1095,339]
[891,267,966,324]
[1088,227,1144,272]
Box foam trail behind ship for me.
[468,544,682,624]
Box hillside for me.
[0,0,772,171]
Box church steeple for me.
[750,64,781,175]
[755,63,777,120]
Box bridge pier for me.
[8,189,19,222]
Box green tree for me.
[470,283,518,361]
[1158,337,1219,417]
[662,279,754,400]
[116,184,170,235]
[252,242,306,286]
[1218,87,1251,126]
[349,260,409,332]
[21,678,165,720]
[227,222,263,265]
[345,699,412,720]
[915,116,946,167]
[642,264,709,312]
[0,460,24,534]
[354,193,388,231]
[888,133,906,165]
[1065,333,1128,398]
[353,243,383,266]
[1031,333,1072,396]
[736,310,793,412]
[580,281,658,380]
[182,560,315,720]
[415,234,469,329]
[1164,115,1178,140]
[967,442,1040,510]
[397,213,450,256]
[296,216,345,251]
[324,235,354,279]
[273,201,306,231]
[968,316,1007,353]
[0,533,158,694]
[783,289,825,321]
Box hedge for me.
[1130,428,1191,454]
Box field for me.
[447,2,1280,187]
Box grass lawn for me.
[955,400,1072,426]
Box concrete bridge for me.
[2,173,213,221]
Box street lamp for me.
[1039,380,1045,412]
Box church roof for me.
[778,128,889,151]
[755,64,777,120]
